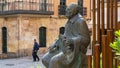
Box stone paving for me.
[0,54,46,68]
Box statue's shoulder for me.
[75,14,85,23]
[76,17,86,24]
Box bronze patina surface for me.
[42,3,90,68]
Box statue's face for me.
[65,6,74,19]
[65,4,79,19]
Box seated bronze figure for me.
[42,3,90,68]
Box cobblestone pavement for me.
[0,54,46,68]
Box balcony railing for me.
[0,1,54,15]
[58,5,66,15]
[58,5,87,16]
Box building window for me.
[78,0,83,15]
[0,1,3,11]
[0,0,5,11]
[60,0,66,5]
[39,27,46,47]
[59,27,65,35]
[2,27,7,53]
[83,7,87,16]
[58,0,66,15]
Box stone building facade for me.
[0,0,91,58]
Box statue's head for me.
[65,3,80,19]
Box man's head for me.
[65,3,80,19]
[34,39,36,42]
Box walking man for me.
[32,39,40,62]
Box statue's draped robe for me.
[42,14,90,68]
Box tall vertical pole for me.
[107,30,114,68]
[94,44,100,68]
[95,0,101,68]
[107,0,110,29]
[97,0,100,43]
[102,35,108,68]
[87,55,92,68]
[114,0,118,30]
[92,0,96,46]
[106,1,111,67]
[101,0,104,35]
[110,0,113,29]
[92,0,96,67]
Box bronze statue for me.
[42,3,90,68]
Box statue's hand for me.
[62,39,74,54]
[49,45,57,53]
[62,39,74,64]
[65,39,73,47]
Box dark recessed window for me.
[83,7,87,16]
[39,27,46,47]
[78,0,83,15]
[60,0,66,5]
[59,0,66,15]
[59,27,65,35]
[2,27,7,54]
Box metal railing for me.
[58,5,87,16]
[0,1,54,15]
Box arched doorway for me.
[2,27,7,53]
[39,27,46,47]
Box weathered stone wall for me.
[0,15,67,56]
[0,17,19,54]
[0,18,4,54]
[0,0,91,58]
